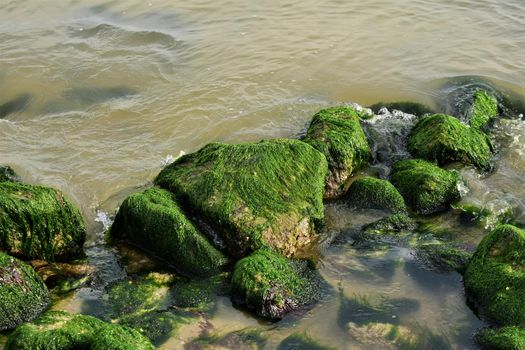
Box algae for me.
[346,177,406,214]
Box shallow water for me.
[1,0,525,349]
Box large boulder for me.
[155,139,327,258]
[0,252,49,331]
[110,187,229,277]
[231,248,323,319]
[5,310,155,350]
[408,114,493,170]
[464,225,525,326]
[390,159,460,215]
[0,182,86,262]
[302,106,370,198]
[346,177,406,214]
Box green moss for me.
[469,90,499,130]
[390,159,460,215]
[346,177,406,213]
[0,252,49,331]
[0,166,19,182]
[110,187,229,277]
[415,243,472,274]
[464,225,525,326]
[155,139,327,258]
[476,326,525,350]
[302,106,370,198]
[5,310,155,350]
[172,273,229,312]
[231,248,323,319]
[278,332,335,350]
[361,214,417,237]
[189,327,268,350]
[0,182,86,262]
[118,310,190,345]
[368,101,434,116]
[408,114,493,170]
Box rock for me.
[476,326,525,350]
[464,225,525,326]
[408,114,493,170]
[361,214,417,237]
[346,177,406,213]
[231,248,323,319]
[30,260,93,293]
[189,327,268,350]
[302,106,370,198]
[414,243,472,274]
[0,182,86,262]
[277,332,335,350]
[5,310,155,350]
[155,139,327,258]
[467,90,499,130]
[0,252,49,331]
[0,94,31,119]
[0,166,19,182]
[368,101,434,117]
[110,187,229,277]
[391,159,460,215]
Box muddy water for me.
[1,0,525,349]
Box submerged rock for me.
[361,214,417,237]
[0,166,19,182]
[277,332,335,350]
[476,326,525,350]
[0,182,86,262]
[110,187,229,277]
[391,159,460,215]
[189,327,268,350]
[408,114,493,170]
[302,106,370,198]
[5,310,155,350]
[346,177,407,214]
[155,139,327,258]
[0,94,31,118]
[0,252,49,331]
[368,101,434,117]
[464,225,525,326]
[414,243,471,274]
[231,248,323,319]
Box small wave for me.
[95,210,113,232]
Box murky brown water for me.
[1,0,525,349]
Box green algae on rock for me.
[155,139,327,258]
[468,90,499,130]
[231,248,323,319]
[408,114,493,170]
[0,182,86,262]
[302,106,370,198]
[361,214,417,238]
[0,252,49,331]
[414,243,472,274]
[346,177,406,214]
[278,332,335,350]
[0,166,19,183]
[391,159,460,215]
[464,225,525,326]
[476,326,525,350]
[5,310,155,350]
[110,187,229,276]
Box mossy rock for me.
[231,248,323,319]
[0,166,19,183]
[0,252,49,331]
[155,139,327,258]
[277,332,335,350]
[361,214,417,237]
[0,182,86,262]
[368,101,434,116]
[476,326,525,350]
[5,310,155,350]
[390,159,460,215]
[346,177,406,214]
[171,273,229,312]
[302,106,370,198]
[414,243,472,274]
[110,187,228,277]
[468,90,499,130]
[408,114,493,170]
[189,327,268,350]
[464,225,525,326]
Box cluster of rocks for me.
[1,84,524,349]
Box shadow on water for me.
[0,94,31,118]
[63,86,137,105]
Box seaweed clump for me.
[346,177,406,214]
[476,326,525,350]
[302,106,370,198]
